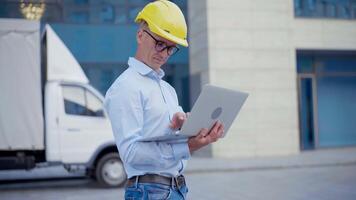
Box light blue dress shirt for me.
[104,57,191,178]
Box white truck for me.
[0,18,126,187]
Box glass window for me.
[129,0,150,6]
[339,5,351,18]
[295,0,356,19]
[0,0,189,24]
[100,3,115,23]
[295,0,303,15]
[62,85,104,117]
[42,3,63,22]
[352,3,356,18]
[63,86,87,116]
[297,54,315,73]
[298,52,356,75]
[82,63,126,95]
[86,90,105,117]
[307,0,317,10]
[68,11,89,23]
[316,55,356,73]
[114,7,127,24]
[74,0,89,4]
[128,7,141,21]
[98,0,125,4]
[171,0,186,9]
[324,2,337,17]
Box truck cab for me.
[45,81,126,187]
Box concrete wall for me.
[293,19,356,50]
[208,0,299,158]
[188,0,356,158]
[189,0,300,158]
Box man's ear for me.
[137,29,143,44]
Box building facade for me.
[1,0,355,158]
[189,0,356,158]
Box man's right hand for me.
[187,121,224,153]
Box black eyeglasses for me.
[143,30,179,56]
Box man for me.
[104,1,224,199]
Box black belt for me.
[126,174,186,188]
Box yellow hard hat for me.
[135,0,188,47]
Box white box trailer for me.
[0,19,44,151]
[0,18,126,187]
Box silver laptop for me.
[141,84,249,142]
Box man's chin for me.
[153,57,166,65]
[152,61,164,68]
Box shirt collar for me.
[128,57,165,79]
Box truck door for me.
[58,84,109,163]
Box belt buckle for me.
[173,177,180,188]
[174,175,185,188]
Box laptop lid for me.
[180,84,248,138]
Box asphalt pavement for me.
[0,147,355,200]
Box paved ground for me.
[187,164,356,200]
[1,148,356,200]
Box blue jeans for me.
[125,182,188,200]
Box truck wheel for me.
[95,152,126,187]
